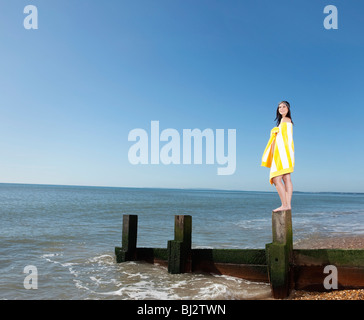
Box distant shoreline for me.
[0,182,363,195]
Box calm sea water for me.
[1,183,364,300]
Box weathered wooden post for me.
[266,209,293,299]
[168,215,192,274]
[115,215,138,263]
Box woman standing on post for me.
[261,101,295,212]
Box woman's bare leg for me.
[282,173,293,210]
[272,175,289,212]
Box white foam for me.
[39,252,271,300]
[88,254,114,264]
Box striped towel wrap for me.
[261,122,295,185]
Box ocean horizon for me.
[2,182,363,195]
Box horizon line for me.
[0,182,363,195]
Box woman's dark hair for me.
[275,101,294,126]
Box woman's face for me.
[278,103,289,117]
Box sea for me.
[1,183,364,300]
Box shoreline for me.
[289,234,364,300]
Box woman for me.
[261,101,295,212]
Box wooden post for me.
[116,215,138,263]
[266,209,293,299]
[272,209,293,262]
[174,215,192,248]
[168,215,192,274]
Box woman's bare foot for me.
[273,205,291,212]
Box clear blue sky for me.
[1,0,364,192]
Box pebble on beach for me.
[289,289,364,300]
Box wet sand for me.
[288,234,364,300]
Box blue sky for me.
[1,0,364,192]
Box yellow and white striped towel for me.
[261,122,295,185]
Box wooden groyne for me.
[115,212,364,299]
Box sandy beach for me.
[288,234,364,300]
[294,234,364,250]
